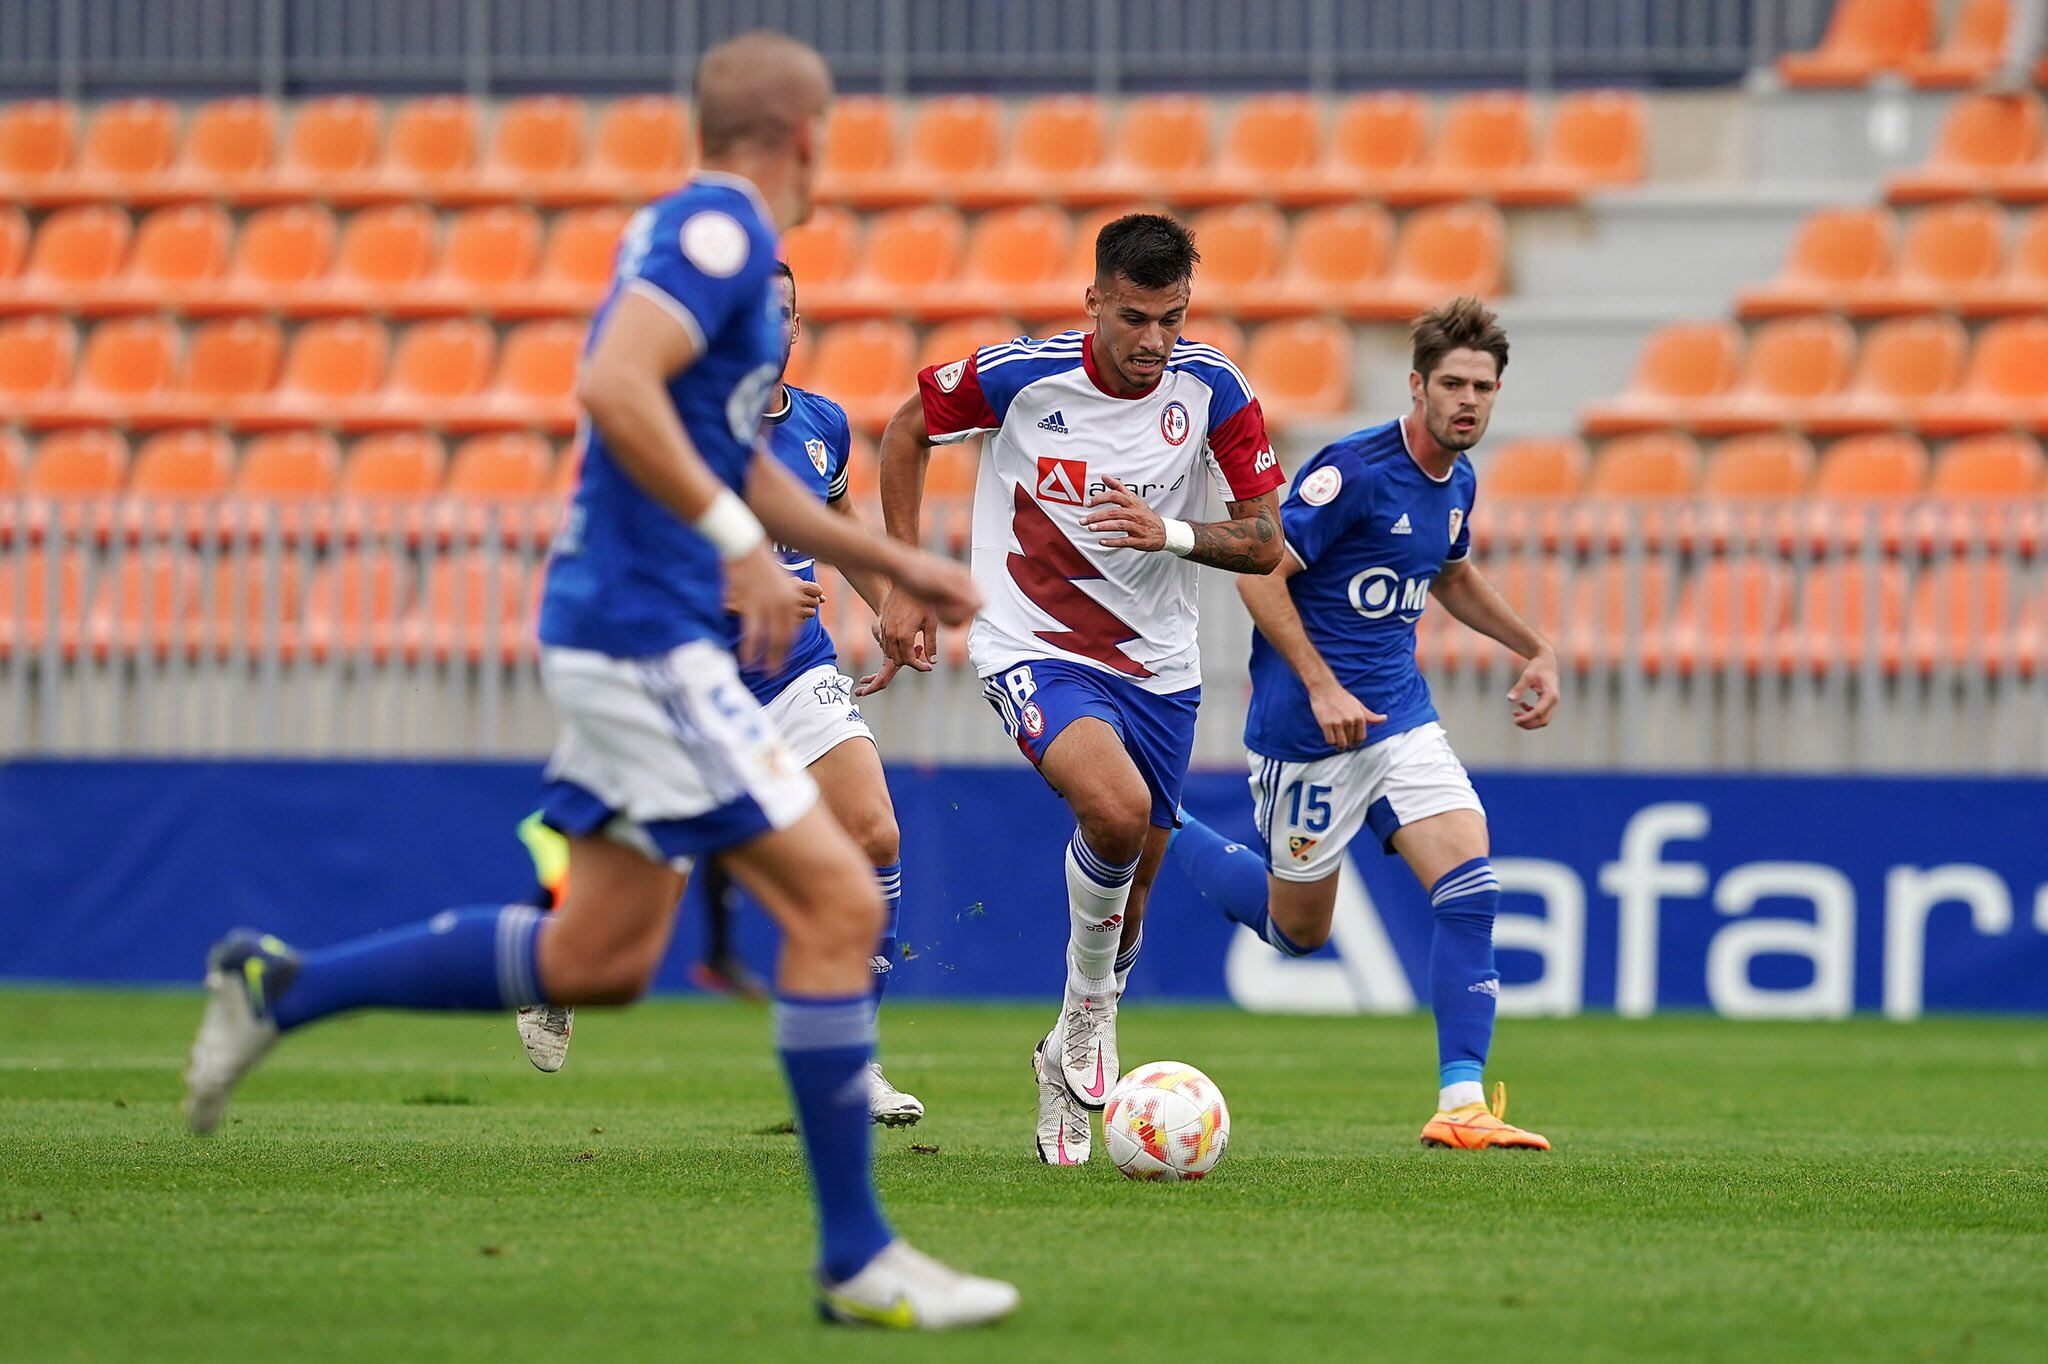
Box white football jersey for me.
[917,330,1283,695]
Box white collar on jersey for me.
[687,169,774,223]
[762,387,793,425]
[1398,414,1457,485]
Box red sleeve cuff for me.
[917,353,999,438]
[1210,399,1284,500]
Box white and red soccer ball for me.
[1102,1061,1230,1181]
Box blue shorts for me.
[981,658,1199,829]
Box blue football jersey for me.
[1244,418,1476,761]
[539,172,785,658]
[737,382,854,703]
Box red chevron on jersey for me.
[1006,485,1152,679]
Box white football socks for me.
[1439,1080,1485,1111]
[1065,832,1137,991]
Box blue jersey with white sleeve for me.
[539,173,785,658]
[736,382,854,703]
[1244,418,1477,762]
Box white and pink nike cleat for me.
[1051,961,1118,1110]
[1033,1030,1090,1164]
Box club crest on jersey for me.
[1298,466,1342,506]
[804,438,828,476]
[935,359,966,393]
[1020,701,1046,738]
[1449,507,1465,543]
[1160,400,1191,446]
[1288,835,1320,860]
[1035,456,1087,507]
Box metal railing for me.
[0,0,1839,100]
[4,492,2041,772]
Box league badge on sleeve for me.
[1298,466,1342,506]
[1449,507,1465,542]
[805,438,829,476]
[936,360,966,393]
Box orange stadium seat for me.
[1886,92,2041,201]
[29,315,179,429]
[232,429,341,502]
[511,203,627,318]
[844,205,967,319]
[449,319,580,434]
[447,431,552,500]
[1588,432,1703,497]
[466,95,586,204]
[1690,315,1857,436]
[347,95,478,204]
[0,315,78,411]
[206,203,336,315]
[1243,202,1395,320]
[1185,204,1286,315]
[1906,0,2013,87]
[1582,322,1745,436]
[59,98,177,205]
[90,203,232,314]
[0,101,76,204]
[302,550,412,659]
[1907,559,2022,670]
[939,206,1069,321]
[1965,204,2048,313]
[1503,91,1647,204]
[0,549,88,657]
[130,428,234,501]
[300,203,439,314]
[1779,0,1935,86]
[0,204,131,313]
[1854,201,2006,315]
[1920,315,2048,433]
[1244,319,1349,428]
[780,205,862,318]
[1807,314,1969,433]
[1398,92,1533,205]
[27,427,129,500]
[1790,561,1910,671]
[1182,94,1321,207]
[0,205,26,282]
[205,553,305,658]
[579,96,689,203]
[354,319,495,429]
[0,428,22,494]
[1369,203,1504,318]
[1277,92,1429,206]
[402,204,542,316]
[1702,433,1818,498]
[816,98,901,208]
[1816,432,1932,498]
[262,96,382,203]
[1562,559,1676,666]
[958,96,1106,208]
[891,97,1003,207]
[918,316,1024,371]
[343,430,448,501]
[151,315,284,428]
[1932,432,2046,495]
[89,551,205,660]
[1655,558,1794,674]
[404,555,531,664]
[158,97,277,202]
[248,317,390,430]
[1736,206,1894,317]
[1091,96,1214,205]
[1184,317,1245,362]
[809,320,915,434]
[1483,437,1590,498]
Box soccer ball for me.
[1102,1060,1230,1181]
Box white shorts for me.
[538,639,818,869]
[759,663,876,770]
[1247,722,1484,883]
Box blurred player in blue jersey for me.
[181,32,1017,1329]
[1167,298,1561,1151]
[518,261,925,1126]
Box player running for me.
[1166,297,1560,1152]
[181,33,1017,1329]
[518,262,925,1126]
[864,214,1285,1164]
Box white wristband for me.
[695,488,766,561]
[1162,517,1196,558]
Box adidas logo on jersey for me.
[1390,512,1413,535]
[1036,410,1070,435]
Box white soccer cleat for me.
[819,1239,1020,1331]
[182,930,295,1135]
[1033,1030,1091,1165]
[516,1004,574,1073]
[867,1061,924,1127]
[1052,963,1118,1109]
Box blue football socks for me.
[1166,815,1312,957]
[774,993,894,1283]
[1428,857,1502,1097]
[871,861,902,1003]
[271,904,546,1032]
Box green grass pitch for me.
[4,990,2044,1362]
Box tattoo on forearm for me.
[1188,504,1279,574]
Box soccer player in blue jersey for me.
[518,261,925,1125]
[180,33,1018,1329]
[1167,298,1562,1151]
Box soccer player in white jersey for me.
[863,215,1286,1164]
[180,33,1018,1329]
[1166,298,1561,1151]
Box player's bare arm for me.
[1239,556,1385,750]
[825,493,892,616]
[866,393,941,693]
[1430,558,1561,730]
[1082,479,1281,575]
[579,288,805,671]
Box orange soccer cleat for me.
[1420,1081,1551,1151]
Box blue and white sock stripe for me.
[1068,832,1138,889]
[772,994,878,1052]
[495,904,545,1008]
[873,866,902,900]
[1113,929,1144,974]
[1430,858,1501,907]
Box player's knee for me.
[1281,917,1333,953]
[1073,800,1149,865]
[538,933,659,1005]
[845,807,900,868]
[785,870,885,959]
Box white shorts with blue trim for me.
[538,639,818,870]
[1248,721,1484,883]
[759,662,876,770]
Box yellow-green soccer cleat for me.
[182,930,299,1135]
[818,1240,1020,1331]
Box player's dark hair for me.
[1094,213,1200,291]
[772,258,796,310]
[1410,296,1509,381]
